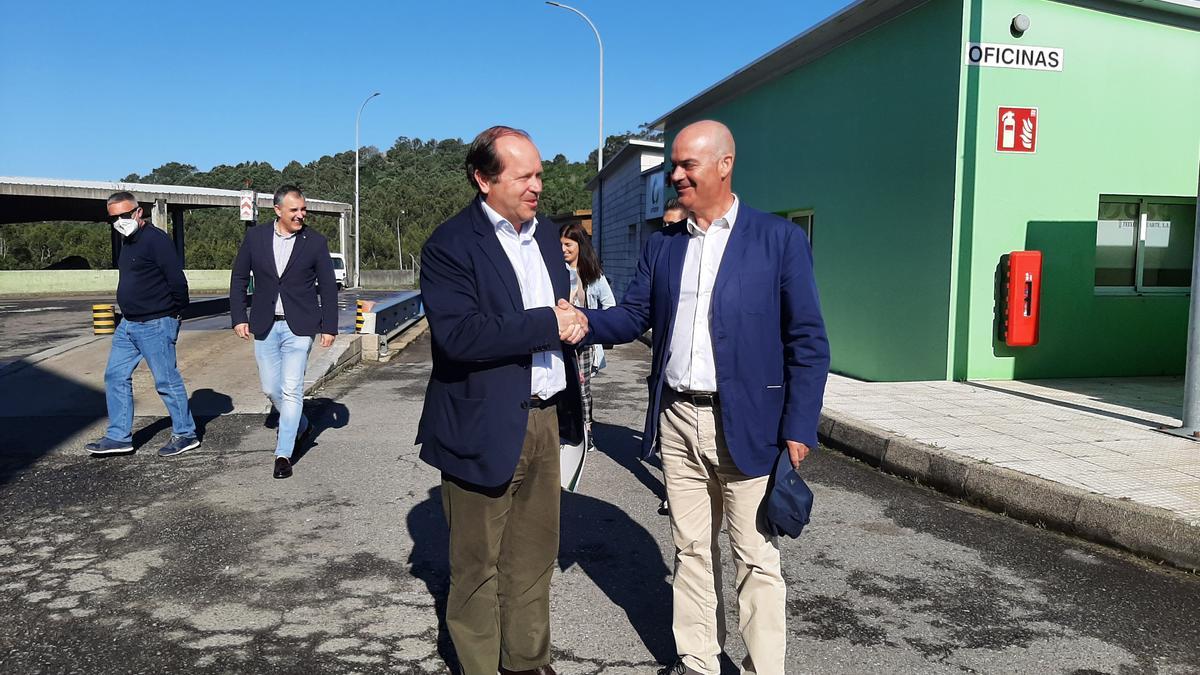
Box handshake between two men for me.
[554,299,588,345]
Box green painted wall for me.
[667,0,965,381]
[959,0,1200,379]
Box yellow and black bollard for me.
[355,300,365,334]
[92,304,116,335]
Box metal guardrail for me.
[357,291,424,361]
[368,291,423,336]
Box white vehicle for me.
[330,253,347,289]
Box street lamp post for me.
[355,91,381,288]
[395,209,406,272]
[1165,157,1200,440]
[546,2,603,172]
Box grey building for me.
[586,140,665,300]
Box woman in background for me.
[560,222,615,452]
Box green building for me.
[654,0,1200,381]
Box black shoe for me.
[658,499,670,516]
[273,456,292,479]
[657,660,701,675]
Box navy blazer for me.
[416,198,585,487]
[229,223,339,338]
[584,205,830,478]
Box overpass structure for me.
[0,176,354,272]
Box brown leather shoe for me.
[499,666,556,675]
[273,456,292,479]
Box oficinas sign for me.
[965,42,1063,72]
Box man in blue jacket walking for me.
[85,192,199,458]
[574,120,830,675]
[229,185,338,480]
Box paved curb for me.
[378,318,428,362]
[305,335,363,395]
[819,408,1200,572]
[0,334,106,379]
[305,318,429,392]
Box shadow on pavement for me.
[292,397,351,464]
[593,421,665,503]
[131,388,235,448]
[406,483,675,670]
[558,489,675,663]
[406,487,458,671]
[0,361,106,486]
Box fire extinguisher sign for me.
[997,106,1038,153]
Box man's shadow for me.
[291,397,350,464]
[130,388,233,448]
[590,422,742,674]
[406,484,675,671]
[559,489,675,662]
[592,421,666,502]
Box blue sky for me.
[0,0,854,181]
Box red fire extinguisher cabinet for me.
[1005,251,1042,347]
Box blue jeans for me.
[254,321,313,458]
[103,316,196,443]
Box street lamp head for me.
[545,0,602,171]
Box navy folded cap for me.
[765,450,814,538]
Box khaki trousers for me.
[659,392,785,675]
[441,405,560,675]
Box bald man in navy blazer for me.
[574,120,830,675]
[416,126,584,675]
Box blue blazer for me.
[584,205,830,478]
[416,198,585,487]
[229,223,339,338]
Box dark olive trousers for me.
[441,405,560,675]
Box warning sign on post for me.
[997,107,1038,154]
[239,191,256,221]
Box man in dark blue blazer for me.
[573,121,829,675]
[229,185,338,480]
[416,126,584,675]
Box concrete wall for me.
[0,270,233,295]
[0,268,418,295]
[959,0,1200,379]
[360,270,416,289]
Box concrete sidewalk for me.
[820,375,1200,570]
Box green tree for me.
[3,133,596,271]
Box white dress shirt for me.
[480,200,567,399]
[271,222,298,316]
[665,195,740,393]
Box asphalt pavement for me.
[0,290,403,368]
[0,296,106,368]
[1,336,1198,674]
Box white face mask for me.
[112,218,139,237]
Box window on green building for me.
[787,210,814,247]
[1095,196,1197,293]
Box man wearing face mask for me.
[85,192,199,457]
